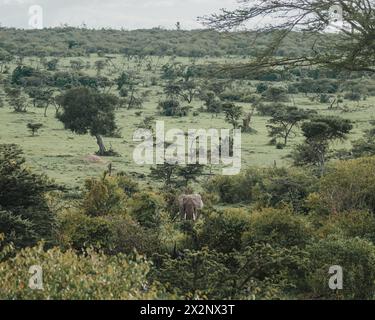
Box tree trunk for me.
[95,135,107,155]
[44,103,49,117]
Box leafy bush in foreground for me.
[0,240,174,300]
[306,237,375,300]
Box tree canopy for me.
[201,0,375,72]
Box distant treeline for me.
[0,27,331,58]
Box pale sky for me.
[0,0,239,29]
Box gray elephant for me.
[178,194,204,221]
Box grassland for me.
[0,54,374,188]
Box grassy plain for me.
[0,54,374,188]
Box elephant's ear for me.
[199,199,204,209]
[178,195,186,204]
[178,195,185,215]
[193,194,204,209]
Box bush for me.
[344,91,361,102]
[158,99,188,117]
[352,138,375,158]
[252,167,317,213]
[257,102,284,116]
[219,89,243,101]
[152,247,230,299]
[205,167,316,212]
[107,215,161,256]
[242,207,312,248]
[58,210,113,251]
[115,173,140,197]
[128,192,164,229]
[58,209,161,256]
[316,157,375,214]
[0,210,35,249]
[319,94,331,103]
[319,210,375,243]
[306,237,375,299]
[200,209,252,253]
[11,65,37,85]
[152,244,308,299]
[0,241,173,300]
[204,169,263,204]
[256,83,268,94]
[262,87,289,102]
[82,176,127,217]
[0,144,57,248]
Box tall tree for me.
[222,103,243,129]
[292,116,353,174]
[267,106,314,147]
[57,88,119,156]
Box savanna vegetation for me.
[1,0,375,300]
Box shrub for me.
[219,89,243,101]
[262,86,289,102]
[0,144,57,248]
[152,244,308,300]
[58,211,113,251]
[352,138,375,158]
[58,210,161,256]
[152,247,230,299]
[306,237,375,299]
[128,192,164,229]
[242,207,312,248]
[0,210,35,249]
[344,91,361,102]
[256,82,268,94]
[106,215,161,256]
[204,169,263,204]
[158,99,188,116]
[11,65,37,85]
[0,241,173,300]
[200,208,252,253]
[115,173,140,197]
[82,176,127,217]
[319,210,375,243]
[317,157,375,214]
[252,167,317,213]
[257,102,284,116]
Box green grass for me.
[1,54,374,188]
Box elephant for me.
[178,194,204,221]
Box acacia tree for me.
[57,88,119,156]
[177,164,205,187]
[200,90,222,116]
[149,163,180,188]
[292,115,353,174]
[201,0,375,73]
[164,80,199,104]
[94,60,107,76]
[26,87,54,116]
[116,71,143,109]
[222,103,243,129]
[267,106,314,147]
[4,86,28,113]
